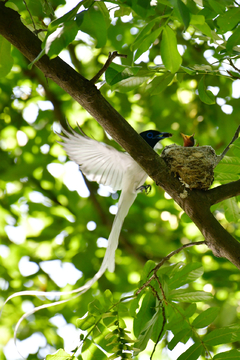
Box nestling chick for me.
[181,133,195,147]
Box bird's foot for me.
[137,184,152,194]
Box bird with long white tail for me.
[2,125,172,350]
[57,125,172,291]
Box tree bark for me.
[1,3,240,269]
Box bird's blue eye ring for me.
[147,132,153,138]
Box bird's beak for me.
[155,132,172,139]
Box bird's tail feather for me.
[105,190,137,272]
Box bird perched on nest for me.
[58,125,172,291]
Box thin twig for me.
[230,58,240,74]
[153,241,206,273]
[226,70,240,79]
[23,0,48,35]
[155,276,167,303]
[216,124,240,164]
[149,281,167,359]
[135,241,206,296]
[150,304,166,360]
[149,284,161,302]
[23,0,36,32]
[90,51,127,84]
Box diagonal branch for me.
[1,3,240,269]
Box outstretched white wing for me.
[58,126,133,191]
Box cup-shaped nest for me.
[161,145,218,190]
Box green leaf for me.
[88,299,103,316]
[40,0,54,16]
[169,289,213,302]
[169,0,190,29]
[217,7,240,32]
[208,0,225,15]
[192,307,219,328]
[190,14,205,25]
[177,0,190,28]
[103,289,113,307]
[48,1,83,32]
[208,0,225,14]
[215,156,240,178]
[226,27,240,52]
[223,198,240,223]
[45,20,79,59]
[177,341,203,360]
[193,22,213,38]
[150,307,164,343]
[95,1,111,29]
[81,338,107,358]
[114,6,132,17]
[111,74,151,93]
[230,138,240,157]
[0,36,14,78]
[147,73,175,95]
[214,172,240,183]
[161,26,182,73]
[102,311,117,319]
[133,291,156,337]
[213,349,240,359]
[46,348,77,360]
[105,63,141,86]
[76,5,107,48]
[130,0,154,19]
[140,260,156,282]
[134,309,162,355]
[198,76,215,104]
[134,27,163,61]
[167,303,197,336]
[181,65,196,75]
[131,17,161,51]
[168,262,204,290]
[204,325,240,346]
[77,314,97,330]
[129,296,140,317]
[168,328,192,350]
[184,303,197,318]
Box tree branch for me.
[208,179,240,205]
[216,124,240,164]
[1,3,240,269]
[90,51,127,84]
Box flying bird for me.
[58,125,172,290]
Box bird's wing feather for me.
[58,127,132,191]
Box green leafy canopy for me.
[1,0,240,359]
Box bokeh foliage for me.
[1,0,240,359]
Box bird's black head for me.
[140,130,172,148]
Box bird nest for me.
[161,144,218,190]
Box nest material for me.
[161,144,218,190]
